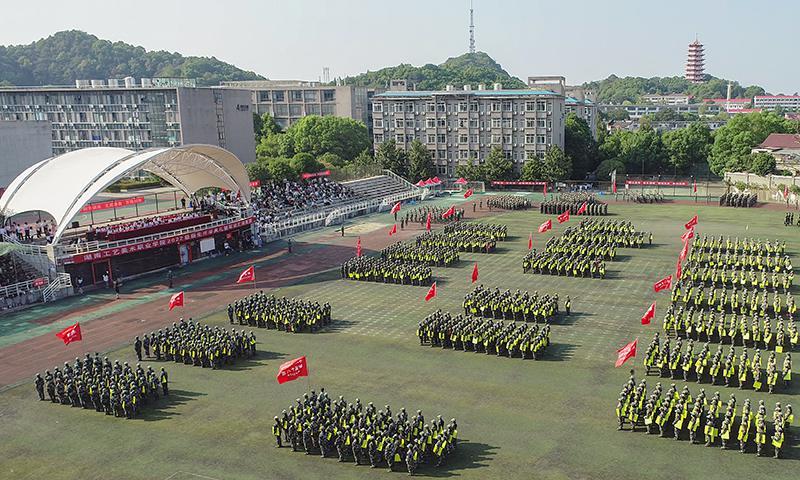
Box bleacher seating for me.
[341,174,417,202]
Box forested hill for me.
[583,75,767,104]
[341,52,526,90]
[0,30,264,87]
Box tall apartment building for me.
[562,84,598,140]
[220,80,371,132]
[0,120,52,188]
[371,82,565,176]
[754,95,800,111]
[0,78,255,163]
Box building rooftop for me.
[758,133,800,150]
[755,95,800,100]
[374,89,560,98]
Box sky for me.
[0,0,797,94]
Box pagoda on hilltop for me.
[685,38,705,84]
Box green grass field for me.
[1,199,798,480]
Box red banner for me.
[80,196,145,213]
[32,277,48,287]
[625,180,689,187]
[301,170,331,180]
[68,217,254,264]
[249,180,261,188]
[491,181,547,186]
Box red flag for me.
[557,210,570,224]
[426,213,432,231]
[784,185,790,199]
[236,266,255,284]
[356,237,362,257]
[169,291,184,310]
[276,356,308,384]
[441,205,456,219]
[388,224,397,236]
[538,219,552,233]
[615,339,637,367]
[679,240,689,262]
[55,322,82,345]
[543,183,547,196]
[653,275,672,293]
[577,202,587,215]
[390,202,401,215]
[528,232,533,250]
[675,259,683,280]
[693,179,697,193]
[685,215,698,230]
[425,282,437,301]
[471,263,479,283]
[641,302,656,325]
[464,188,473,199]
[680,228,694,242]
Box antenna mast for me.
[469,0,475,54]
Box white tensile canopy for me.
[0,145,251,243]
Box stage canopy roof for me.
[0,145,251,243]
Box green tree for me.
[520,156,544,181]
[482,147,514,181]
[266,157,296,182]
[662,122,713,173]
[540,146,573,182]
[596,159,626,180]
[564,113,598,179]
[290,152,323,175]
[256,133,294,160]
[254,113,281,142]
[246,161,271,183]
[599,126,667,174]
[407,140,436,182]
[747,152,776,175]
[709,111,796,175]
[454,162,485,182]
[352,149,378,168]
[285,115,370,161]
[317,152,345,168]
[375,140,408,177]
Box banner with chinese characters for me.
[68,217,254,264]
[490,181,547,186]
[80,196,145,213]
[300,170,331,180]
[624,180,689,187]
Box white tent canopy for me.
[0,145,251,243]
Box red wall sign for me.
[301,170,331,180]
[68,217,255,264]
[491,181,547,186]
[625,180,689,187]
[80,196,145,213]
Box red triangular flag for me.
[356,237,362,257]
[679,240,689,262]
[464,188,473,199]
[388,224,397,236]
[391,202,401,215]
[784,185,790,199]
[441,205,456,219]
[425,282,437,301]
[471,263,479,283]
[641,302,656,325]
[236,266,255,284]
[426,213,431,231]
[693,179,697,193]
[685,215,698,230]
[557,210,570,224]
[680,228,694,242]
[577,202,587,215]
[528,232,533,250]
[276,356,308,384]
[675,259,683,280]
[169,291,184,310]
[55,322,82,345]
[543,183,547,196]
[615,339,637,367]
[538,219,552,233]
[653,275,672,293]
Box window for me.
[375,134,384,143]
[502,119,512,128]
[537,101,546,111]
[491,118,501,128]
[537,151,545,159]
[537,119,546,128]
[291,91,303,102]
[373,102,383,112]
[502,101,512,111]
[394,119,403,128]
[427,134,437,143]
[274,104,288,116]
[374,118,384,128]
[405,119,414,128]
[459,150,469,159]
[303,90,318,102]
[538,135,546,144]
[525,102,536,111]
[405,134,415,142]
[437,104,446,112]
[405,103,414,112]
[258,91,270,102]
[322,90,335,102]
[427,103,436,112]
[469,119,478,128]
[491,102,501,112]
[429,149,437,158]
[459,102,468,112]
[426,118,436,128]
[526,150,537,160]
[491,134,501,144]
[306,104,320,115]
[525,134,536,144]
[469,103,478,112]
[437,118,447,127]
[289,105,302,116]
[321,104,336,115]
[526,118,536,128]
[395,134,404,142]
[393,103,403,113]
[437,134,446,143]
[503,134,512,144]
[459,118,468,128]
[459,134,468,143]
[438,149,446,159]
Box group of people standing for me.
[342,256,433,286]
[463,286,564,323]
[229,293,332,333]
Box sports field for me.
[0,196,797,480]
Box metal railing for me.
[54,214,247,257]
[42,272,72,302]
[0,276,48,301]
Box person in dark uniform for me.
[34,374,45,400]
[134,336,142,361]
[160,368,169,396]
